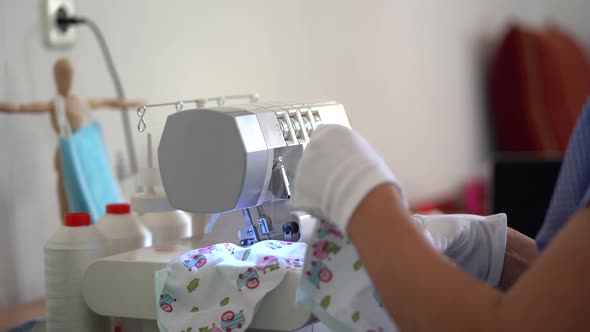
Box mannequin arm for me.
[0,101,53,113]
[0,102,20,112]
[20,101,54,113]
[87,98,145,110]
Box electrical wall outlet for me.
[44,0,77,47]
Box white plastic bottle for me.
[96,203,152,255]
[44,213,109,332]
[131,133,193,248]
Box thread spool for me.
[96,203,152,255]
[44,213,109,332]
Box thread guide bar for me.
[136,93,260,132]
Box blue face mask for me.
[55,96,122,223]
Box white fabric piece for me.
[298,214,508,332]
[293,124,407,233]
[155,241,306,332]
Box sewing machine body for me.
[82,100,350,331]
[83,234,313,332]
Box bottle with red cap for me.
[96,203,152,255]
[44,213,109,332]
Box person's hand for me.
[412,213,508,286]
[292,124,406,232]
[498,227,537,290]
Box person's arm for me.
[498,227,537,290]
[87,98,145,109]
[348,184,590,332]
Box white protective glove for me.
[413,213,508,286]
[292,125,508,287]
[292,124,407,232]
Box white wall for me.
[1,0,590,307]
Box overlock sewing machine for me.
[82,100,351,331]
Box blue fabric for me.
[536,98,590,251]
[60,122,122,223]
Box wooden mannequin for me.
[0,58,144,219]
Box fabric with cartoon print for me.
[298,213,507,332]
[297,220,397,332]
[155,241,305,332]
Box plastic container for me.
[95,203,152,255]
[44,213,109,332]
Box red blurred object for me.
[464,178,486,215]
[106,203,131,214]
[412,177,490,215]
[489,24,590,154]
[413,199,457,215]
[64,212,91,227]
